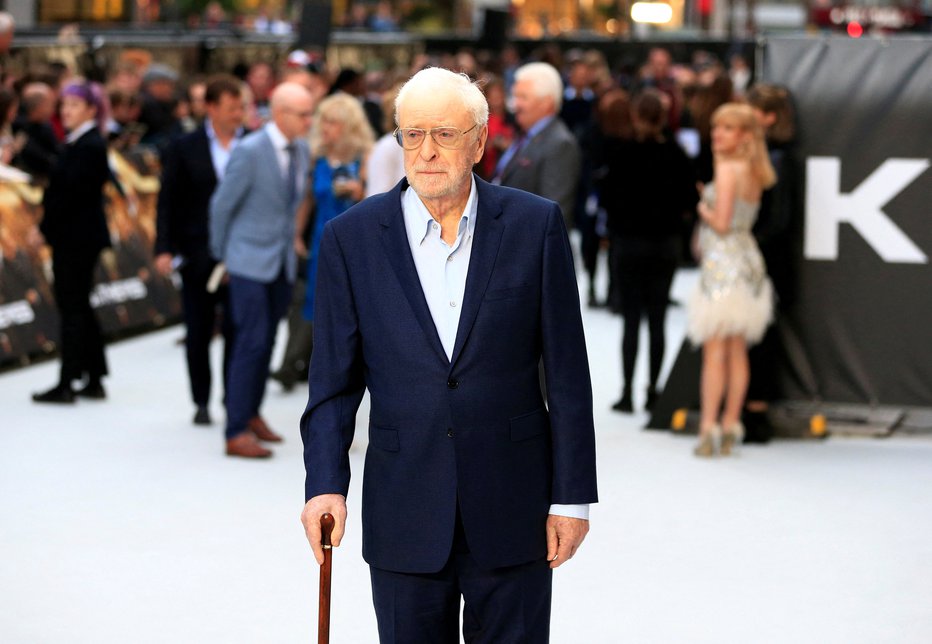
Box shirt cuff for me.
[548,504,589,520]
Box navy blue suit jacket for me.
[301,176,598,574]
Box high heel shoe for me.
[721,421,744,456]
[693,424,721,458]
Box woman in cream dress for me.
[687,103,776,457]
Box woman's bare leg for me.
[722,335,749,430]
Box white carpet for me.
[2,268,930,643]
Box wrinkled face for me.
[397,89,487,202]
[60,95,97,131]
[206,92,245,135]
[711,119,751,155]
[511,78,554,132]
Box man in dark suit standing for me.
[494,62,582,228]
[300,67,598,642]
[155,75,244,426]
[209,83,313,458]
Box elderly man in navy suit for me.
[210,82,313,458]
[300,67,598,642]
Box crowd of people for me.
[0,13,811,639]
[0,31,797,458]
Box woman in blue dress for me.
[298,92,375,322]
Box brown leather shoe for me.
[249,415,283,442]
[226,432,273,459]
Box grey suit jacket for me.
[209,127,309,283]
[498,117,581,226]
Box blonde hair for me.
[309,92,375,161]
[712,102,776,189]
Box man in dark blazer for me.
[209,82,313,458]
[33,82,111,403]
[494,62,582,228]
[301,67,598,642]
[155,74,243,426]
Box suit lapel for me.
[257,131,287,206]
[449,179,504,367]
[194,128,218,191]
[379,180,449,364]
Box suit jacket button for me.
[447,429,454,438]
[447,379,458,389]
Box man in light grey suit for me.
[494,62,582,227]
[209,82,314,458]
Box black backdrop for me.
[764,37,932,407]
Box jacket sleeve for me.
[208,143,254,261]
[155,139,180,256]
[300,221,366,501]
[539,202,598,505]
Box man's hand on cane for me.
[302,494,347,565]
[546,515,589,569]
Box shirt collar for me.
[66,120,97,144]
[205,118,244,143]
[403,175,478,247]
[265,121,290,149]
[525,115,554,140]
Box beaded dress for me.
[687,184,773,344]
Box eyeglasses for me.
[393,125,478,150]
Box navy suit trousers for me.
[225,272,292,439]
[369,508,553,643]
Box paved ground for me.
[2,269,931,643]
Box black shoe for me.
[611,394,634,413]
[75,381,106,400]
[193,406,212,426]
[32,385,76,404]
[645,388,661,411]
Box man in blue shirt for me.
[300,67,598,642]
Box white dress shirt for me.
[264,121,299,196]
[204,118,242,181]
[401,178,588,522]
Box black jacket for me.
[155,126,219,258]
[40,127,110,255]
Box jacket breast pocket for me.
[510,408,549,442]
[369,425,400,452]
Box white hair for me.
[0,12,13,34]
[514,62,564,112]
[394,67,489,128]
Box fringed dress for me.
[687,185,773,345]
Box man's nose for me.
[419,136,439,160]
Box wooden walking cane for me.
[318,513,335,644]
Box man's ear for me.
[473,124,490,164]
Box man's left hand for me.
[545,515,589,569]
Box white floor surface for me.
[2,268,931,643]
